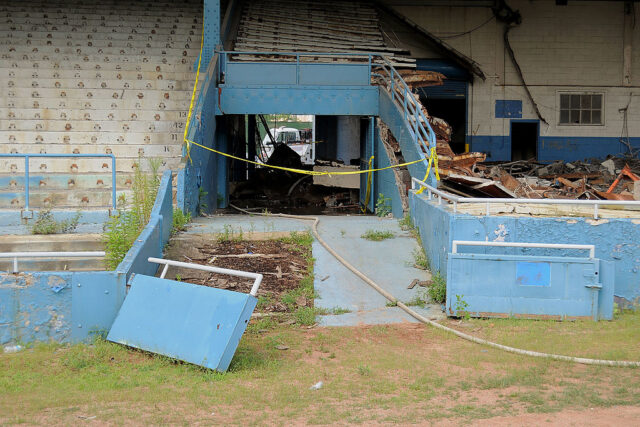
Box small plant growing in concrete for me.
[361,229,394,241]
[171,208,191,235]
[31,208,81,235]
[427,272,446,304]
[454,294,470,321]
[375,193,392,217]
[198,187,208,215]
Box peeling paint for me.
[493,224,509,242]
[586,219,610,226]
[633,220,640,225]
[566,220,578,224]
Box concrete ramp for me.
[107,273,257,372]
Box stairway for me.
[0,233,105,271]
[232,0,414,67]
[0,0,201,209]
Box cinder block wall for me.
[387,0,640,161]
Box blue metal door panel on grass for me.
[446,254,614,320]
[72,272,126,342]
[107,274,257,372]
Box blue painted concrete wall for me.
[178,56,220,216]
[374,124,404,218]
[470,135,640,162]
[0,271,126,345]
[409,191,640,304]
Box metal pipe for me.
[451,240,596,259]
[2,251,106,273]
[24,155,29,212]
[0,251,105,258]
[412,178,640,208]
[148,257,263,297]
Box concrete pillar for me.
[336,116,361,165]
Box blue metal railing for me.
[216,50,437,169]
[0,153,117,211]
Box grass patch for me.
[3,322,640,424]
[361,229,394,241]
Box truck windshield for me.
[276,131,298,143]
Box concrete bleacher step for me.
[0,0,201,204]
[0,233,105,272]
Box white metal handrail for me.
[412,178,640,219]
[452,240,596,259]
[148,257,263,297]
[0,251,106,273]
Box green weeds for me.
[375,193,392,217]
[427,272,446,304]
[31,209,81,235]
[361,229,394,241]
[171,208,191,234]
[102,158,161,270]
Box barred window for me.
[559,94,603,125]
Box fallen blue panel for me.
[446,254,614,320]
[107,274,257,371]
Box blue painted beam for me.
[201,0,220,69]
[217,87,379,115]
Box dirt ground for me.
[163,235,311,311]
[3,323,640,425]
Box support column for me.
[247,115,257,180]
[202,0,220,69]
[623,1,633,87]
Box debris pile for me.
[473,157,640,201]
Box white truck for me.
[261,126,315,165]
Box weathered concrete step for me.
[1,143,183,157]
[0,233,104,252]
[1,131,184,145]
[0,157,182,174]
[0,257,106,272]
[0,119,181,133]
[4,97,189,111]
[4,19,200,31]
[2,60,195,72]
[0,173,138,191]
[0,38,198,50]
[3,45,200,58]
[2,4,201,15]
[0,68,194,80]
[0,108,189,121]
[0,192,115,208]
[1,87,192,101]
[5,78,194,91]
[0,27,199,38]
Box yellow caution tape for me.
[361,155,374,212]
[182,17,440,181]
[414,147,440,194]
[187,139,429,176]
[183,19,205,163]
